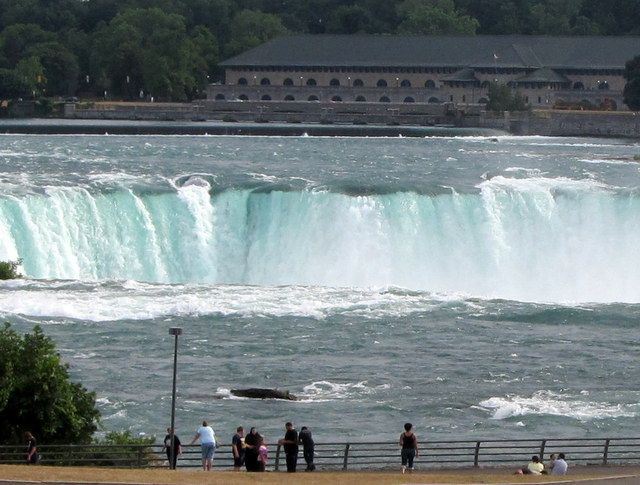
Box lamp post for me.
[168,327,182,470]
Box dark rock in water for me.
[230,388,298,401]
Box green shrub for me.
[0,259,22,280]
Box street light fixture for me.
[168,327,182,470]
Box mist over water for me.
[1,133,639,443]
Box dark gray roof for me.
[514,67,571,83]
[441,68,480,82]
[220,35,640,70]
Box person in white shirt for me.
[551,453,568,476]
[189,421,217,470]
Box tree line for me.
[1,0,640,103]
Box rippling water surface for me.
[1,133,639,444]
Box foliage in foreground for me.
[0,259,22,280]
[623,55,640,111]
[486,82,529,112]
[0,323,100,445]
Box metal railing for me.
[1,437,639,470]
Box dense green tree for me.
[0,323,100,445]
[325,5,373,34]
[27,42,79,96]
[224,9,290,57]
[0,68,30,99]
[623,55,640,111]
[0,260,23,280]
[0,24,55,67]
[529,0,583,35]
[0,0,84,32]
[397,0,479,35]
[92,7,204,100]
[486,82,528,112]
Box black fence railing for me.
[1,437,639,471]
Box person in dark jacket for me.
[299,426,316,471]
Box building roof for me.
[220,35,640,70]
[441,68,480,82]
[513,67,571,84]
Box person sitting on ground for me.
[551,453,568,476]
[547,453,556,472]
[515,455,544,475]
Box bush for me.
[0,259,22,280]
[0,323,100,445]
[74,431,157,467]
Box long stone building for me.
[207,35,640,111]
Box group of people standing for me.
[166,420,315,472]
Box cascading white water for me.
[2,175,640,302]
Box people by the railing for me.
[515,455,545,475]
[399,423,419,474]
[231,426,245,471]
[551,453,568,475]
[162,427,182,469]
[278,422,299,472]
[548,453,557,471]
[299,426,316,472]
[188,420,217,470]
[244,427,262,471]
[257,437,268,472]
[25,431,39,465]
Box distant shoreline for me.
[0,118,506,137]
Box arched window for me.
[403,96,415,103]
[379,96,390,102]
[331,95,342,102]
[428,97,440,103]
[481,81,490,88]
[306,78,317,86]
[355,95,367,102]
[598,81,609,90]
[308,95,319,101]
[215,94,225,100]
[353,79,364,87]
[377,79,388,87]
[573,82,584,90]
[425,79,436,89]
[284,94,295,101]
[238,78,248,85]
[283,78,294,86]
[261,94,272,100]
[238,94,249,101]
[330,78,340,86]
[401,79,411,87]
[478,97,488,104]
[260,78,271,86]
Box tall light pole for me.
[169,327,182,470]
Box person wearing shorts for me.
[189,421,216,470]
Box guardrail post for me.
[603,439,610,466]
[342,443,350,470]
[275,443,281,471]
[474,441,481,467]
[539,439,546,460]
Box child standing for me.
[257,438,268,472]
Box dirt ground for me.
[1,464,640,485]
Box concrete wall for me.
[63,101,640,139]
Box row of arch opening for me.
[216,93,451,103]
[239,77,437,88]
[237,78,609,90]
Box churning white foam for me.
[478,390,636,420]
